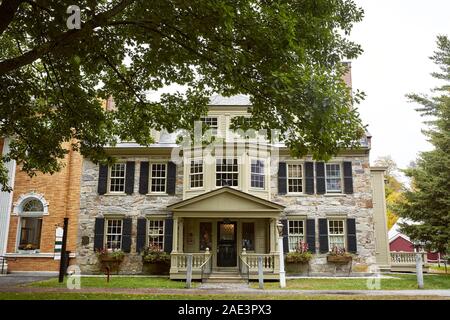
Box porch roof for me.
[167,187,284,218]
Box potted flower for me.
[96,248,124,273]
[141,244,171,275]
[327,246,353,263]
[285,240,313,274]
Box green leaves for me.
[0,0,365,190]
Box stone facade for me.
[76,150,377,275]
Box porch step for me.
[203,272,247,283]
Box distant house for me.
[389,221,441,262]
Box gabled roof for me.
[168,186,284,217]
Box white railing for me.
[171,252,211,271]
[240,252,278,273]
[390,251,428,265]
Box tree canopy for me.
[396,35,450,255]
[0,0,365,191]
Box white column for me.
[0,138,16,256]
[178,218,184,253]
[269,218,276,253]
[172,216,178,253]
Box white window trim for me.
[287,219,306,252]
[201,116,219,136]
[215,156,240,188]
[327,219,346,251]
[107,162,127,194]
[147,218,165,251]
[148,162,168,195]
[249,157,266,191]
[13,192,49,215]
[104,218,123,250]
[188,158,204,190]
[286,162,305,195]
[325,162,343,194]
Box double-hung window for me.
[250,159,265,189]
[189,159,203,188]
[328,219,345,250]
[288,220,305,252]
[109,163,126,193]
[105,219,123,250]
[201,117,218,135]
[148,219,165,250]
[150,163,167,193]
[216,158,239,187]
[287,163,303,193]
[325,163,342,193]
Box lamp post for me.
[276,222,286,288]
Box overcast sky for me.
[350,0,450,168]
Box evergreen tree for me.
[396,35,450,255]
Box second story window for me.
[201,117,218,135]
[189,159,204,188]
[105,219,123,250]
[216,158,239,187]
[287,164,303,193]
[109,163,126,193]
[150,163,167,193]
[250,159,265,189]
[326,163,342,193]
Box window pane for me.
[18,217,42,250]
[190,160,204,188]
[106,219,123,250]
[242,223,255,251]
[250,159,265,189]
[288,220,304,252]
[328,220,345,250]
[216,158,239,186]
[150,163,167,192]
[326,164,342,192]
[201,117,218,135]
[22,199,44,212]
[288,164,303,193]
[148,220,165,250]
[109,163,126,192]
[199,222,212,251]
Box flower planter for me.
[142,261,170,275]
[98,255,124,274]
[327,255,352,263]
[285,262,310,275]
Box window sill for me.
[5,252,77,258]
[146,193,169,196]
[324,193,346,197]
[103,193,127,196]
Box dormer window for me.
[201,117,218,135]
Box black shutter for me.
[316,162,326,195]
[282,219,289,253]
[305,162,314,194]
[136,218,147,253]
[306,219,316,253]
[164,218,173,253]
[139,162,149,195]
[97,164,108,195]
[343,161,354,194]
[125,161,135,195]
[167,162,176,195]
[93,217,105,251]
[122,218,132,253]
[278,162,287,195]
[318,218,329,253]
[347,218,357,253]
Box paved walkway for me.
[0,274,54,287]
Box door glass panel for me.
[219,223,235,241]
[242,223,255,251]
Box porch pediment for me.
[168,187,284,217]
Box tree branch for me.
[0,0,23,36]
[0,0,135,75]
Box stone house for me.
[76,94,391,279]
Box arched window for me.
[14,193,47,253]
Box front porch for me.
[166,187,285,280]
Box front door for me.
[217,222,237,267]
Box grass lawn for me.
[27,276,194,289]
[0,292,448,300]
[430,265,449,273]
[252,274,450,290]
